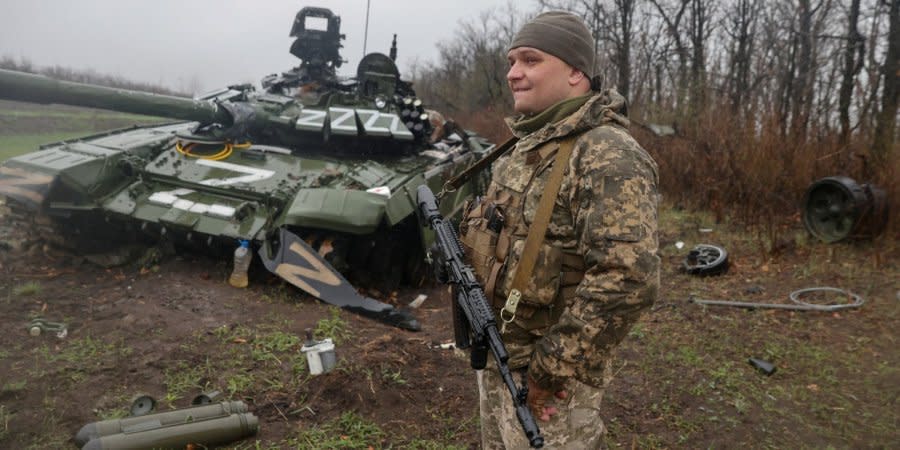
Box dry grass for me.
[462,103,898,250]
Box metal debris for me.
[748,357,776,376]
[27,318,67,338]
[690,287,864,312]
[408,294,428,309]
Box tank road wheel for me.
[682,244,729,276]
[801,176,888,243]
[362,218,426,294]
[367,231,407,294]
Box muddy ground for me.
[0,203,897,449]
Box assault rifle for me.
[416,185,544,449]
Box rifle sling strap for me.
[439,136,518,198]
[503,136,578,320]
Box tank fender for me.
[282,188,386,235]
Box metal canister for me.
[301,338,336,375]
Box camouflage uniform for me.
[461,89,659,448]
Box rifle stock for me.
[417,185,544,449]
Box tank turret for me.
[0,57,431,151]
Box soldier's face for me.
[507,47,583,115]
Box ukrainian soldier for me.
[457,11,660,449]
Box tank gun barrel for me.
[0,68,232,126]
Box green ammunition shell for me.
[74,400,247,446]
[81,412,258,450]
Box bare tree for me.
[687,0,715,114]
[724,0,759,114]
[858,1,886,136]
[872,0,900,168]
[412,4,525,119]
[789,0,816,139]
[839,0,866,143]
[650,0,692,113]
[538,0,637,99]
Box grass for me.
[607,204,900,448]
[31,335,133,385]
[52,335,132,366]
[0,102,167,161]
[162,322,317,405]
[0,109,161,120]
[25,396,69,449]
[0,405,9,442]
[160,316,473,449]
[163,360,207,403]
[314,307,352,345]
[93,388,133,420]
[290,411,385,449]
[380,364,407,385]
[1,381,26,394]
[13,281,41,297]
[0,132,92,161]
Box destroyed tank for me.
[0,7,493,331]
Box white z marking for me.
[296,109,327,129]
[329,107,358,133]
[195,159,275,186]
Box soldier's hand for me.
[526,376,568,422]
[429,243,448,283]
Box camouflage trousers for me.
[477,361,612,449]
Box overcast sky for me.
[1,0,532,94]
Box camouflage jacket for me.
[486,89,659,390]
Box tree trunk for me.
[839,0,864,144]
[688,0,710,115]
[790,0,813,140]
[872,0,900,169]
[726,0,757,115]
[616,0,635,99]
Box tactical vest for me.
[459,136,584,330]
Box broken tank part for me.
[682,244,729,276]
[802,176,888,243]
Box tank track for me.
[1,198,67,252]
[0,197,144,266]
[1,196,427,287]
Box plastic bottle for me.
[228,240,251,288]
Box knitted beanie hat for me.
[509,11,595,77]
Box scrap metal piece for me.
[259,227,421,331]
[690,287,864,312]
[682,244,729,276]
[27,318,67,338]
[748,357,777,376]
[802,176,888,243]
